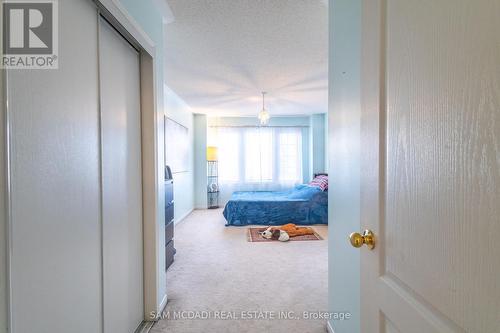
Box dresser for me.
[165,173,175,270]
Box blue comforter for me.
[223,185,328,226]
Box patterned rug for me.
[247,227,323,242]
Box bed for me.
[222,175,328,226]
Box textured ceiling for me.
[164,0,328,116]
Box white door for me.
[99,17,144,333]
[360,0,500,332]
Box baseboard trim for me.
[135,321,155,333]
[174,208,194,225]
[327,320,335,333]
[158,293,168,315]
[136,293,167,332]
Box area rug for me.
[247,227,323,242]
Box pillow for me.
[309,175,328,191]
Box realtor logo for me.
[2,0,58,69]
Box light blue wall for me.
[164,86,194,223]
[193,114,208,209]
[206,116,313,183]
[120,0,164,109]
[119,0,167,312]
[310,114,327,177]
[328,0,361,332]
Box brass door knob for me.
[349,230,375,250]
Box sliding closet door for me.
[99,18,144,333]
[8,1,102,332]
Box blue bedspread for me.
[223,185,328,226]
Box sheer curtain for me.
[212,126,303,204]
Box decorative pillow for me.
[309,175,328,191]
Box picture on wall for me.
[165,117,189,173]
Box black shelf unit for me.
[207,161,219,209]
[165,166,175,270]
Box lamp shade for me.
[206,146,218,161]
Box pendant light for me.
[258,91,270,125]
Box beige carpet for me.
[150,209,328,333]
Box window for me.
[279,130,301,181]
[244,128,273,182]
[214,126,302,186]
[218,128,240,182]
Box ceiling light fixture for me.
[258,91,270,126]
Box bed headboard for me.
[314,173,328,178]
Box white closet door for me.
[99,18,144,333]
[8,1,102,332]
